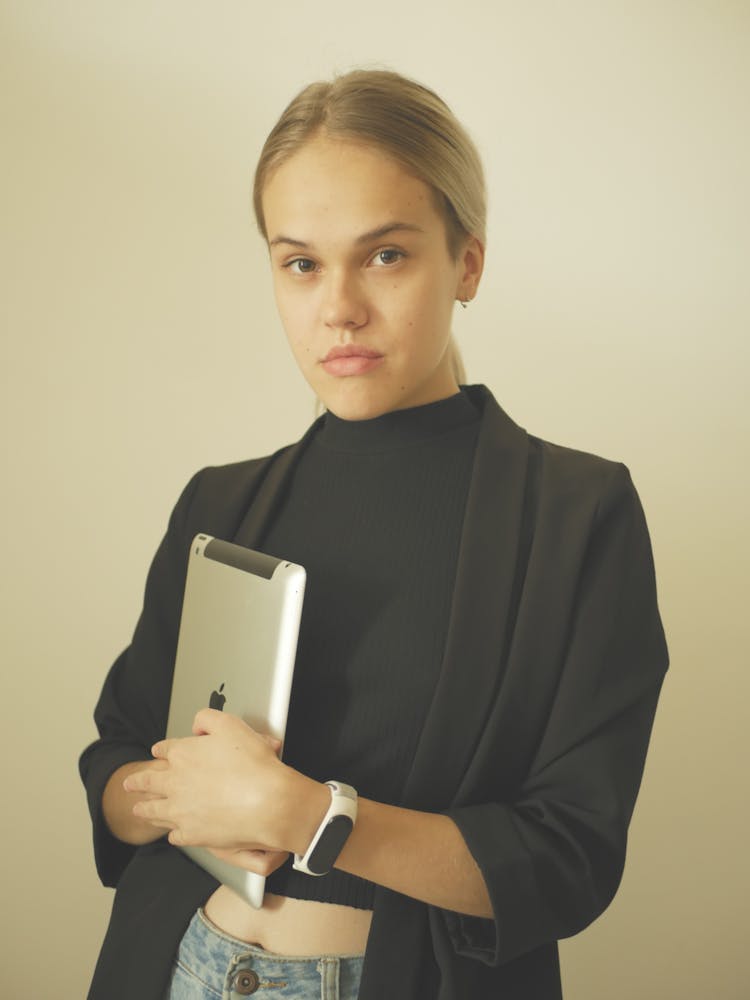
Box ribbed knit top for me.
[262,389,480,908]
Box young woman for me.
[80,70,668,1000]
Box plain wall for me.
[2,2,747,996]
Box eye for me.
[370,248,405,267]
[283,257,317,275]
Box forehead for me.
[262,136,443,242]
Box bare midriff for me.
[203,885,372,956]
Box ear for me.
[455,235,485,304]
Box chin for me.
[314,380,394,422]
[323,398,389,422]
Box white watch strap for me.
[292,781,358,876]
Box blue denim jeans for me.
[166,909,364,1000]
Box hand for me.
[102,759,173,846]
[123,709,298,852]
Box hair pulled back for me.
[253,69,486,259]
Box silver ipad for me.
[166,533,306,908]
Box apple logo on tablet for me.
[209,683,226,711]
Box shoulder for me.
[472,385,642,533]
[473,384,634,498]
[192,447,290,501]
[528,436,651,576]
[166,441,301,544]
[533,434,633,503]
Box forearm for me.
[102,761,167,846]
[325,796,492,918]
[282,774,493,917]
[125,714,494,917]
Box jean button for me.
[232,968,260,994]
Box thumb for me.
[261,734,283,756]
[192,707,227,736]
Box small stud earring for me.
[459,299,468,309]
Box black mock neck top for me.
[261,389,480,908]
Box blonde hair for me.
[254,69,484,383]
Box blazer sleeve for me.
[443,464,668,966]
[78,470,203,887]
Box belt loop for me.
[317,956,340,1000]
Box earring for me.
[459,299,468,309]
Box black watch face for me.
[307,815,354,876]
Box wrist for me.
[293,781,358,876]
[281,769,331,857]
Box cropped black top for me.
[261,390,480,907]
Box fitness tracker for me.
[293,781,358,876]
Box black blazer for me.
[80,386,668,999]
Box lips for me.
[321,344,384,377]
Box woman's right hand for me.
[103,729,287,851]
[102,759,172,845]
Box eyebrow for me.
[268,222,425,250]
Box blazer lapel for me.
[401,388,531,809]
[229,393,531,811]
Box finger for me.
[244,850,289,877]
[124,770,157,793]
[151,739,177,760]
[132,799,169,822]
[251,850,289,877]
[261,734,283,755]
[129,760,170,796]
[124,761,170,794]
[192,707,231,736]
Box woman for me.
[80,70,668,1000]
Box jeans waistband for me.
[167,908,364,1000]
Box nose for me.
[322,269,368,331]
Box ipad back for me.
[166,533,306,907]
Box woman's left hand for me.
[123,709,318,854]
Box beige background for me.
[2,2,748,997]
